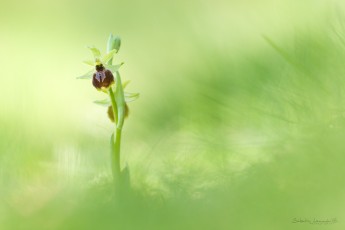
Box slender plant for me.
[78,34,139,190]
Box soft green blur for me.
[1,0,345,229]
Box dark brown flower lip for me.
[95,71,106,82]
[92,69,114,89]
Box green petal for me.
[102,49,117,64]
[93,98,111,107]
[77,69,93,79]
[124,92,140,103]
[87,46,101,59]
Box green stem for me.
[109,87,121,185]
[114,127,122,179]
[110,128,122,186]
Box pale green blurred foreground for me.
[1,0,345,229]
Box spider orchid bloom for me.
[92,62,114,90]
[78,35,139,123]
[77,46,123,91]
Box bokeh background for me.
[1,0,345,229]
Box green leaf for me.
[114,71,126,129]
[83,60,95,66]
[124,92,140,103]
[104,63,124,73]
[88,46,101,59]
[102,49,117,64]
[107,34,114,53]
[77,69,93,79]
[93,98,111,107]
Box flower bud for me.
[112,36,121,52]
[107,104,129,123]
[107,34,121,53]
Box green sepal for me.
[104,63,124,73]
[102,49,117,64]
[88,46,101,59]
[77,69,93,79]
[93,98,111,107]
[124,92,140,103]
[83,60,95,66]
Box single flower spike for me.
[78,35,139,189]
[87,49,117,90]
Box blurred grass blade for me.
[262,35,297,67]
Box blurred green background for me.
[1,0,345,229]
